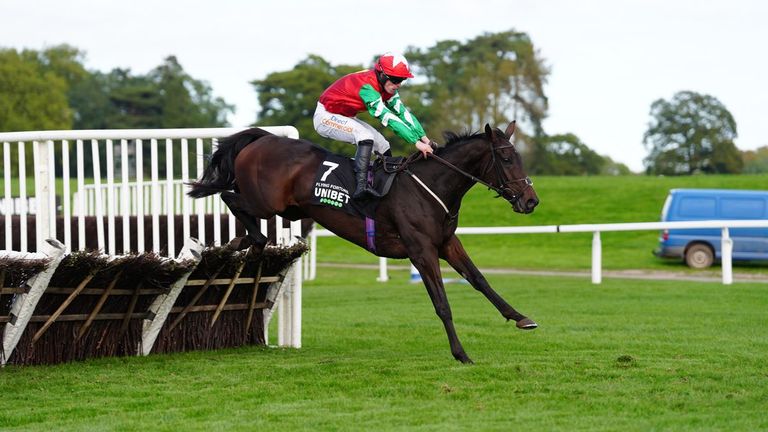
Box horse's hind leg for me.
[440,234,537,329]
[220,191,268,252]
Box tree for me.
[0,48,72,131]
[405,30,549,152]
[251,55,361,154]
[149,56,232,128]
[643,91,742,175]
[742,146,768,174]
[528,133,605,175]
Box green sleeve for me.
[359,84,425,144]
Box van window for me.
[679,197,716,218]
[721,198,766,219]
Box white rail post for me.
[591,231,602,284]
[150,139,160,253]
[135,139,145,253]
[3,141,11,250]
[308,228,317,281]
[120,139,131,253]
[106,139,116,255]
[33,140,52,252]
[721,227,733,285]
[377,257,389,282]
[18,142,27,252]
[76,140,86,252]
[91,139,105,252]
[62,140,72,252]
[165,138,175,258]
[290,219,302,348]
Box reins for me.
[426,149,532,203]
[389,139,533,214]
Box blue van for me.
[654,188,768,268]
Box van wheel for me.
[685,244,714,269]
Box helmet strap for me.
[375,69,388,89]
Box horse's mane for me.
[435,130,483,155]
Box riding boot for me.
[353,140,374,199]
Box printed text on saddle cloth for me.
[312,153,353,209]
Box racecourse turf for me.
[0,267,766,431]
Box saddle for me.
[310,152,409,219]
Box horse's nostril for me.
[527,199,539,210]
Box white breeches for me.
[313,102,391,154]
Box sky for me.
[2,0,766,172]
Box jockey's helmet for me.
[375,52,414,79]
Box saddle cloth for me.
[310,152,402,218]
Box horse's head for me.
[482,121,539,214]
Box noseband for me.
[485,142,533,205]
[426,140,532,206]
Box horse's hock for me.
[0,240,307,366]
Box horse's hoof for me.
[516,318,538,330]
[226,236,252,251]
[456,356,474,364]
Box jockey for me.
[313,52,434,199]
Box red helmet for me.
[375,52,414,78]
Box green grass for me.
[315,174,768,275]
[1,267,766,431]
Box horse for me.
[188,120,539,363]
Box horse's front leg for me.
[440,234,537,330]
[409,245,473,364]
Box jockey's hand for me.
[416,138,434,157]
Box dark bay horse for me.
[189,121,539,363]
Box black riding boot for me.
[353,140,374,199]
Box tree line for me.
[1,33,766,175]
[0,45,232,132]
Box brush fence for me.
[0,235,306,366]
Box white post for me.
[91,139,105,252]
[46,140,57,241]
[181,138,190,244]
[76,140,85,251]
[18,142,27,252]
[151,139,160,253]
[410,264,422,283]
[165,138,175,258]
[290,220,302,348]
[33,141,52,252]
[62,140,72,252]
[195,138,205,245]
[120,139,131,253]
[106,139,116,256]
[212,139,221,246]
[277,219,290,347]
[308,228,317,280]
[591,231,602,284]
[3,142,11,250]
[135,139,145,253]
[377,257,389,282]
[721,227,733,285]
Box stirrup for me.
[353,185,382,199]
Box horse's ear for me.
[504,121,517,139]
[484,124,493,139]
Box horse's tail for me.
[187,128,274,198]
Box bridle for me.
[425,138,533,206]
